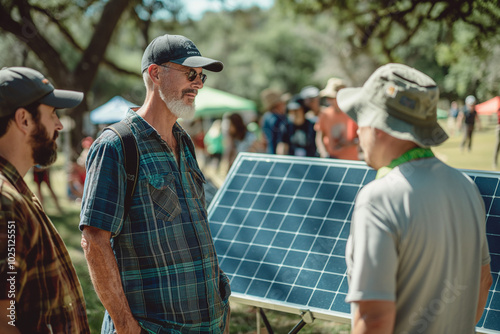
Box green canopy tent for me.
[194,86,257,118]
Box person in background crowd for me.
[261,88,288,154]
[316,77,359,160]
[300,85,321,122]
[278,98,317,157]
[33,165,63,214]
[457,95,481,152]
[80,34,231,334]
[223,113,257,170]
[0,66,89,333]
[204,119,224,170]
[493,105,500,169]
[339,63,491,333]
[447,100,459,135]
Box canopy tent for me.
[437,108,448,119]
[194,86,257,118]
[476,96,500,115]
[90,96,137,124]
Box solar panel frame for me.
[207,153,500,333]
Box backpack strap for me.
[105,122,139,219]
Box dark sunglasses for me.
[159,64,207,83]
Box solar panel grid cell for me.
[208,153,500,333]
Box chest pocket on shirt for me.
[148,174,181,222]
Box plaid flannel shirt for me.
[80,110,230,333]
[0,157,90,333]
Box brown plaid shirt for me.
[0,157,89,333]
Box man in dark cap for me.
[80,34,230,333]
[339,63,492,333]
[0,67,89,333]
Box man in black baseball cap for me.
[0,67,89,333]
[81,34,231,333]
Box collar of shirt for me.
[376,147,435,179]
[0,156,37,200]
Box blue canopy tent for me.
[89,96,137,124]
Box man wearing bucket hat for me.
[80,35,230,333]
[260,88,288,154]
[0,67,89,333]
[339,63,492,333]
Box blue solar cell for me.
[280,215,303,232]
[231,276,252,293]
[219,190,239,206]
[227,175,248,190]
[324,166,347,183]
[476,177,499,196]
[319,220,343,238]
[237,160,257,175]
[244,176,265,192]
[254,230,276,246]
[235,192,256,208]
[278,180,301,196]
[488,235,500,254]
[318,272,343,291]
[340,223,351,239]
[343,168,367,184]
[484,197,493,214]
[248,281,271,298]
[490,199,500,216]
[227,242,250,259]
[253,194,275,211]
[214,240,231,256]
[262,213,284,229]
[264,248,288,264]
[309,290,335,309]
[490,292,500,310]
[267,283,291,301]
[292,235,315,251]
[296,270,321,288]
[331,294,350,313]
[235,227,257,243]
[316,183,338,200]
[289,198,312,215]
[246,245,268,262]
[334,185,360,203]
[270,162,291,177]
[261,178,283,194]
[327,202,352,220]
[487,216,500,235]
[283,250,307,267]
[242,211,265,227]
[332,240,347,256]
[303,253,328,271]
[325,256,348,274]
[272,232,295,248]
[275,266,300,285]
[299,218,323,235]
[309,200,332,218]
[287,286,313,305]
[254,161,274,176]
[288,163,310,179]
[210,222,223,237]
[211,207,230,222]
[485,310,500,330]
[305,165,328,181]
[311,237,336,254]
[270,196,293,213]
[297,181,320,198]
[227,208,249,224]
[256,263,280,281]
[220,257,241,274]
[236,260,261,277]
[218,224,240,240]
[340,278,349,293]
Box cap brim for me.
[171,56,223,72]
[39,89,84,109]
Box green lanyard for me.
[376,147,435,179]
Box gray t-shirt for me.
[346,157,490,334]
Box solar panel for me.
[207,153,500,332]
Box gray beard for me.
[160,90,196,120]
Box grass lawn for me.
[27,115,497,333]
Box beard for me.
[159,84,196,120]
[30,122,58,167]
